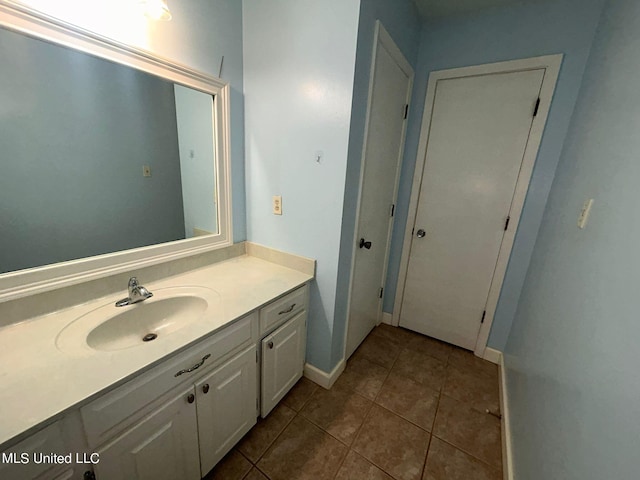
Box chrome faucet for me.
[115,277,154,307]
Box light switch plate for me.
[142,165,152,177]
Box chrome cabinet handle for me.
[278,303,296,315]
[416,229,426,238]
[268,341,274,349]
[175,354,211,377]
[202,384,210,394]
[187,393,195,404]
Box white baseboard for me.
[498,351,514,480]
[381,312,393,325]
[303,358,345,390]
[483,347,501,365]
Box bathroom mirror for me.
[0,3,232,299]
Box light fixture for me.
[139,0,172,21]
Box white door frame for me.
[392,54,562,357]
[342,21,414,360]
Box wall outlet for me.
[273,195,282,215]
[578,198,594,229]
[142,165,152,177]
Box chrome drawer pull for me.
[278,303,296,315]
[175,354,211,377]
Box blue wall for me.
[243,0,361,373]
[0,27,185,273]
[383,0,606,351]
[505,1,640,477]
[334,0,421,368]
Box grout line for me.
[239,465,254,480]
[344,404,399,478]
[303,390,378,452]
[431,379,443,434]
[254,463,273,479]
[330,440,351,479]
[420,431,434,479]
[433,394,502,469]
[433,436,502,473]
[348,394,375,446]
[236,448,253,465]
[247,408,298,466]
[356,401,433,480]
[294,384,319,413]
[372,401,434,435]
[421,369,445,478]
[371,351,397,404]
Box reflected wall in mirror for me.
[0,25,219,274]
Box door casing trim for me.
[392,54,562,358]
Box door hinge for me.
[481,310,486,323]
[390,204,395,217]
[404,104,409,119]
[379,287,384,299]
[504,216,510,231]
[533,97,540,117]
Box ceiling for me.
[413,0,543,20]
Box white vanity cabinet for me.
[83,313,258,480]
[93,345,257,480]
[259,285,308,417]
[1,282,310,480]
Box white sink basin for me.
[56,286,221,353]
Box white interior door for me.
[399,69,545,350]
[346,23,413,359]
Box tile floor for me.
[205,324,502,480]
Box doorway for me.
[394,56,562,355]
[344,22,414,359]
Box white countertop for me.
[0,254,313,448]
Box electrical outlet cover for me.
[273,195,282,215]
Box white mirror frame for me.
[0,1,233,302]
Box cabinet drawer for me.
[259,285,308,335]
[0,421,66,480]
[81,312,256,448]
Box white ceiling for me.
[413,0,543,20]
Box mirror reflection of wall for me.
[0,26,218,274]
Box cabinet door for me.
[261,311,306,417]
[94,386,200,480]
[195,346,257,476]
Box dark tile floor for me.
[205,324,502,480]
